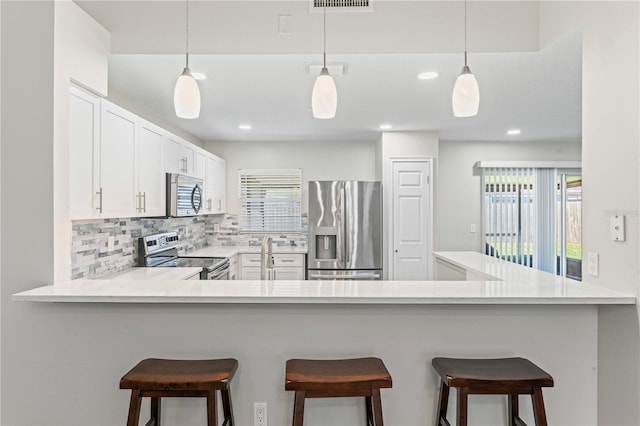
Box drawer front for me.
[274,254,304,267]
[240,254,261,267]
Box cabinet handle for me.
[96,188,103,214]
[136,192,140,212]
[218,199,222,211]
[280,259,295,263]
[142,192,146,212]
[208,198,212,211]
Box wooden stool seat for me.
[120,358,237,426]
[285,357,392,426]
[432,357,553,426]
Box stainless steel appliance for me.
[138,232,230,280]
[307,180,382,280]
[166,173,203,217]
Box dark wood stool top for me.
[432,357,553,391]
[285,357,392,392]
[120,358,238,391]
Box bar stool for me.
[120,358,238,426]
[431,357,554,426]
[285,357,392,426]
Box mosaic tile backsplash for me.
[71,214,308,279]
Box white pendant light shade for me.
[174,67,200,119]
[452,66,479,118]
[312,68,337,119]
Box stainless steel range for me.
[138,232,230,280]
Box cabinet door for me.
[100,100,138,218]
[182,143,196,176]
[69,85,100,220]
[138,120,165,217]
[204,154,217,213]
[165,134,184,174]
[241,267,261,280]
[229,255,239,280]
[214,157,226,213]
[274,267,304,280]
[194,148,207,181]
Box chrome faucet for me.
[260,235,276,280]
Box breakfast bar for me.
[12,252,634,425]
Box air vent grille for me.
[313,0,370,9]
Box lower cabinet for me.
[228,255,239,280]
[240,253,305,280]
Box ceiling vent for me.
[311,0,373,12]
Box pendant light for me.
[452,0,480,118]
[311,6,337,119]
[174,0,200,119]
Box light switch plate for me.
[611,215,625,241]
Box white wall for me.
[437,139,581,252]
[53,0,110,283]
[540,2,640,425]
[205,139,377,214]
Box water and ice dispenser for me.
[315,234,337,260]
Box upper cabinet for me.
[69,86,100,220]
[137,120,166,217]
[165,134,196,176]
[69,84,223,220]
[100,100,139,218]
[204,153,226,214]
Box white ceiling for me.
[76,1,582,143]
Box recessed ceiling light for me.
[379,124,393,130]
[191,72,207,80]
[417,71,439,80]
[238,124,252,130]
[507,129,521,135]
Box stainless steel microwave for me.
[166,173,203,217]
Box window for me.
[239,169,302,232]
[478,162,582,279]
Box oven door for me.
[207,265,230,280]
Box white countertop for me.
[186,245,307,258]
[13,251,635,305]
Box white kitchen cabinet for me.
[204,153,226,214]
[69,85,100,220]
[99,99,138,218]
[240,253,305,280]
[228,255,239,280]
[165,134,196,176]
[137,120,166,216]
[194,148,207,181]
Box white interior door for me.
[392,160,431,280]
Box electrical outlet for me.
[254,402,267,426]
[107,236,115,252]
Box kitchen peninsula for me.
[13,252,634,425]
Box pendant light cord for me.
[185,0,190,68]
[463,0,468,67]
[323,6,327,68]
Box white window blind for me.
[239,169,302,232]
[483,167,535,267]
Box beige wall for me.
[205,139,378,214]
[436,139,581,252]
[540,2,640,424]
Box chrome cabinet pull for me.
[96,187,103,214]
[142,192,146,212]
[218,199,222,211]
[208,198,212,211]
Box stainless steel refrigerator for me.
[307,180,382,280]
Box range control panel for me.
[140,232,180,255]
